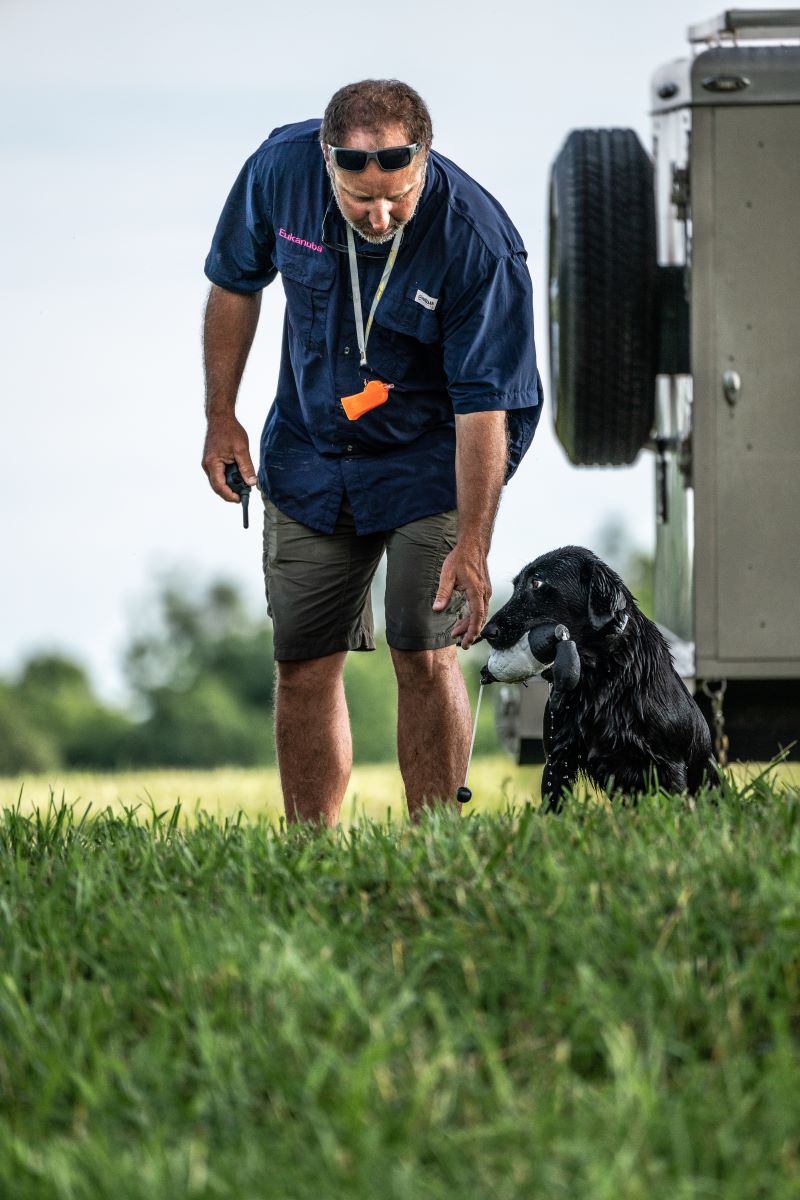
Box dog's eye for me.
[530,578,544,590]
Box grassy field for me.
[2,757,799,826]
[0,756,548,827]
[0,763,798,1198]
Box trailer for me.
[501,9,800,765]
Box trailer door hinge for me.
[671,164,690,219]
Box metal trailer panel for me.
[650,44,800,674]
[712,103,800,664]
[690,103,720,670]
[691,44,800,105]
[690,93,800,676]
[669,29,800,746]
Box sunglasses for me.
[328,143,423,172]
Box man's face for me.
[324,123,428,244]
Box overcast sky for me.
[0,0,731,698]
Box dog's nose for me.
[479,620,500,645]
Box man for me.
[202,80,542,824]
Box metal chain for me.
[701,679,729,767]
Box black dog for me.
[479,546,715,811]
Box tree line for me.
[0,577,494,775]
[2,528,653,776]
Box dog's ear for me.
[587,561,627,630]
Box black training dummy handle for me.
[224,463,251,529]
[527,623,562,664]
[528,623,581,693]
[553,637,581,692]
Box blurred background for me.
[0,0,723,770]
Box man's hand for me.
[433,540,491,650]
[201,416,258,503]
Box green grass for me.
[0,756,548,827]
[2,758,798,826]
[0,771,799,1198]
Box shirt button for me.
[344,345,351,355]
[346,444,354,453]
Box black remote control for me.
[224,464,251,529]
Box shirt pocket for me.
[278,252,335,356]
[369,284,444,383]
[376,284,441,343]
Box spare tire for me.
[549,129,657,466]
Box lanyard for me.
[346,224,404,368]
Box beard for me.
[328,160,428,244]
[347,216,403,245]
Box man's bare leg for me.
[390,646,471,821]
[275,652,350,825]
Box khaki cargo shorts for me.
[262,497,465,662]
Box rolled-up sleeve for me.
[204,156,278,294]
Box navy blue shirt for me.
[205,119,542,535]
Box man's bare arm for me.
[432,410,508,649]
[201,283,262,501]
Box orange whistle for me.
[341,379,393,421]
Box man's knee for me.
[277,652,347,696]
[390,645,459,690]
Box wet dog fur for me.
[480,546,715,810]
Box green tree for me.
[125,574,407,767]
[14,654,132,770]
[0,681,59,774]
[123,576,276,767]
[344,646,398,763]
[0,572,495,776]
[125,677,270,768]
[594,517,655,617]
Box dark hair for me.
[321,80,433,148]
